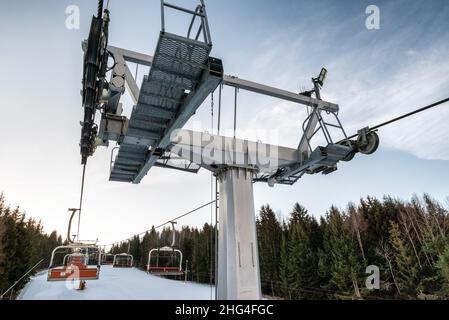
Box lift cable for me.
[104,199,218,247]
[343,97,449,141]
[98,0,104,18]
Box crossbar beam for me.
[104,46,339,111]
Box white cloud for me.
[234,19,449,160]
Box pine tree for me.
[359,197,400,264]
[179,226,194,275]
[279,234,291,299]
[0,194,7,291]
[388,221,419,296]
[322,207,364,299]
[316,216,332,295]
[287,222,318,299]
[194,223,213,283]
[257,205,282,296]
[129,235,141,267]
[436,244,449,297]
[140,231,152,269]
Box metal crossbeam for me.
[107,45,153,66]
[222,75,338,112]
[170,130,352,185]
[105,47,339,112]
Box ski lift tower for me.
[80,0,379,300]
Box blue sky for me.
[1,0,449,245]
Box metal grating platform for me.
[110,32,220,183]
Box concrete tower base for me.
[217,167,262,300]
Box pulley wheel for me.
[339,140,356,162]
[342,150,356,162]
[357,131,379,155]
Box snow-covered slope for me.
[18,266,215,300]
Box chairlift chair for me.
[147,222,184,276]
[113,253,133,268]
[47,244,101,281]
[47,207,101,281]
[147,246,184,275]
[101,253,115,265]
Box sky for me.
[1,0,449,246]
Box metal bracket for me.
[153,152,201,174]
[258,71,354,185]
[98,113,129,146]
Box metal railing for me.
[161,0,212,45]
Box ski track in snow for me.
[18,266,215,300]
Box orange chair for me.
[147,247,184,276]
[47,246,101,281]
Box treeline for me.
[258,194,449,299]
[0,193,63,298]
[115,194,449,299]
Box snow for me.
[18,266,215,300]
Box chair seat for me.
[47,265,99,281]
